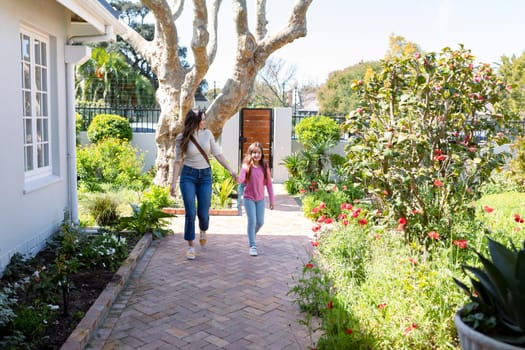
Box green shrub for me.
[295,116,341,149]
[86,195,120,228]
[86,114,132,144]
[508,136,525,191]
[141,185,175,209]
[77,137,146,191]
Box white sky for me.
[165,0,525,87]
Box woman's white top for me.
[175,129,222,169]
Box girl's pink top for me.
[238,165,274,204]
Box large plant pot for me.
[455,311,524,350]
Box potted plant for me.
[453,237,525,349]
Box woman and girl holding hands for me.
[170,109,274,260]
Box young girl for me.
[237,142,274,256]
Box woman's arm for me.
[170,159,183,197]
[214,153,237,181]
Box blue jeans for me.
[244,198,265,248]
[179,165,212,241]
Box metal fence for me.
[76,104,160,132]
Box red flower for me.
[351,208,361,218]
[434,179,443,187]
[514,213,524,223]
[358,219,368,226]
[342,219,349,226]
[345,328,353,335]
[318,202,326,209]
[428,231,440,240]
[305,263,314,269]
[453,239,468,249]
[310,241,319,247]
[408,258,418,265]
[299,188,306,194]
[403,323,418,336]
[312,224,321,233]
[434,149,442,156]
[398,218,407,225]
[327,301,333,309]
[317,215,326,223]
[434,154,446,161]
[378,303,387,309]
[324,217,334,224]
[338,213,347,220]
[311,207,320,214]
[483,205,494,213]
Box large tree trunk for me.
[116,0,313,186]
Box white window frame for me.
[20,26,52,180]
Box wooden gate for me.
[239,108,274,171]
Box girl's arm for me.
[265,166,275,209]
[237,165,248,184]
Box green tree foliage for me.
[317,61,381,114]
[498,51,525,117]
[87,114,133,144]
[75,47,156,106]
[384,33,421,59]
[344,46,517,243]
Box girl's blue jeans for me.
[244,198,265,248]
[179,165,212,241]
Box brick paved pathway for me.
[88,185,318,350]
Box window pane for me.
[42,93,48,116]
[37,143,43,168]
[20,34,30,61]
[22,62,30,88]
[24,118,32,143]
[23,91,31,116]
[35,66,41,90]
[34,40,40,65]
[43,143,49,166]
[41,68,47,91]
[43,119,48,141]
[25,146,33,171]
[37,118,42,142]
[36,93,41,115]
[41,42,47,66]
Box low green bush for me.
[86,114,132,144]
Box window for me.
[20,28,51,178]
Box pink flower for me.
[342,219,349,226]
[434,155,446,161]
[324,217,334,224]
[317,215,326,223]
[378,303,387,309]
[299,189,306,194]
[428,231,440,240]
[453,239,468,249]
[398,218,407,225]
[408,258,418,265]
[358,219,368,226]
[310,241,319,247]
[434,179,443,187]
[318,202,326,209]
[311,207,319,214]
[312,224,321,233]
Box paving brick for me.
[85,184,319,349]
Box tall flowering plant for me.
[344,46,518,243]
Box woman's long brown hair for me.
[180,109,205,155]
[243,142,269,183]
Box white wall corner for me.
[65,45,91,65]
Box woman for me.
[170,109,237,260]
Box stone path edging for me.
[60,233,153,350]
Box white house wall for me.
[0,0,70,273]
